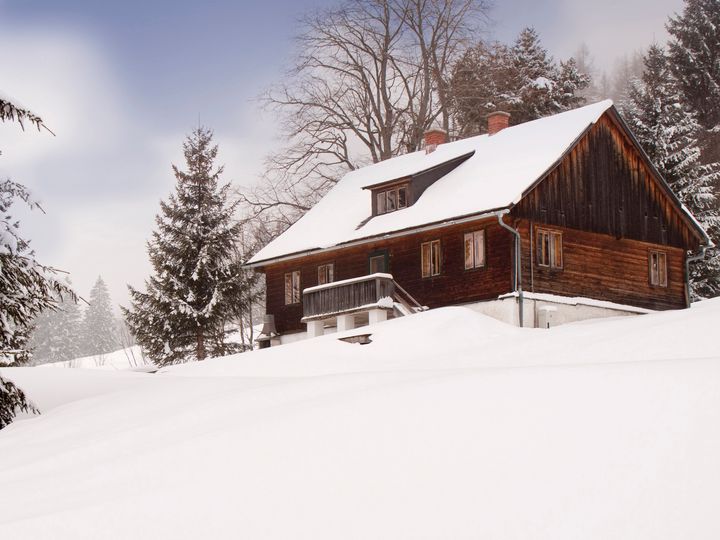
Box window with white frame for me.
[376,184,408,215]
[464,230,486,270]
[284,270,301,305]
[421,240,441,277]
[649,250,667,287]
[317,263,334,285]
[537,228,563,269]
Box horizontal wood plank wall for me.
[263,218,514,333]
[512,115,701,251]
[516,220,687,311]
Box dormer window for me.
[376,184,408,215]
[362,150,474,221]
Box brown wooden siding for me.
[262,218,514,333]
[516,220,688,311]
[512,114,701,250]
[259,109,698,333]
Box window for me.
[464,230,486,270]
[537,229,563,269]
[649,251,667,287]
[375,184,409,215]
[284,270,301,305]
[317,263,334,285]
[421,240,441,277]
[369,252,387,274]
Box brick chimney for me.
[424,127,447,154]
[487,111,510,135]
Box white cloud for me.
[0,25,170,306]
[0,23,279,310]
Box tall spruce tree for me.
[124,127,244,366]
[667,0,720,134]
[450,28,589,135]
[81,276,119,356]
[621,45,720,298]
[29,294,82,364]
[667,0,720,164]
[1,95,73,428]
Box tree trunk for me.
[196,329,206,361]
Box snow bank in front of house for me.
[249,100,613,264]
[1,299,720,539]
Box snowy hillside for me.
[1,301,720,539]
[38,345,150,370]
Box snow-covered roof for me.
[249,100,617,265]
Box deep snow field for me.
[2,300,720,539]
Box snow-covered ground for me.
[1,300,720,539]
[38,345,150,370]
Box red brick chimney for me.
[487,111,510,135]
[424,127,447,154]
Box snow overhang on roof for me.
[247,100,616,267]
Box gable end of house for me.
[511,107,707,251]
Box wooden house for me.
[246,101,710,344]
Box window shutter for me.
[552,232,562,268]
[421,243,431,277]
[474,231,485,267]
[284,273,292,304]
[431,240,441,275]
[464,233,474,270]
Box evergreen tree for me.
[621,45,720,298]
[123,127,245,366]
[573,43,603,102]
[511,27,558,123]
[667,0,720,133]
[450,41,518,136]
[450,28,589,134]
[667,0,720,164]
[81,276,119,356]
[29,294,82,364]
[1,95,73,428]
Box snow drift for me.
[1,300,720,539]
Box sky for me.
[0,0,685,310]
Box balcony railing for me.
[302,273,397,321]
[302,273,427,322]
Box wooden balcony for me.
[302,273,396,322]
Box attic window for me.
[376,184,408,215]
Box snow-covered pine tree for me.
[29,294,82,364]
[511,28,590,124]
[81,276,119,357]
[123,127,245,366]
[450,41,519,136]
[667,0,720,135]
[449,28,589,135]
[573,43,603,102]
[667,0,720,166]
[1,95,73,428]
[621,45,720,298]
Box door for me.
[368,250,389,274]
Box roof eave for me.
[243,206,511,269]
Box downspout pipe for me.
[497,211,523,327]
[685,244,709,307]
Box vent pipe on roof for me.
[424,127,447,154]
[487,111,511,135]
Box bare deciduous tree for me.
[240,0,490,230]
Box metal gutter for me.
[496,210,524,327]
